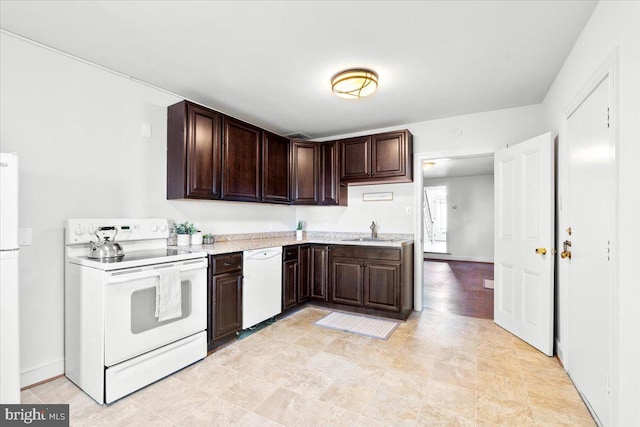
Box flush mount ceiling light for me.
[331,68,378,99]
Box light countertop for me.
[172,233,414,256]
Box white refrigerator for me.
[0,152,20,403]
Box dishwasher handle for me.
[244,247,282,261]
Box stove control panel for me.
[66,218,170,244]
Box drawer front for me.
[283,245,299,262]
[330,245,401,262]
[210,253,243,274]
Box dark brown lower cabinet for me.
[310,245,329,301]
[208,253,243,350]
[330,257,364,306]
[282,246,299,310]
[327,244,414,319]
[298,245,311,303]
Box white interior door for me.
[564,74,612,425]
[494,133,554,356]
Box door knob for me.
[561,240,572,259]
[535,248,547,255]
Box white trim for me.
[559,48,619,427]
[20,358,64,389]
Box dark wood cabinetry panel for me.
[262,132,291,203]
[339,136,371,181]
[211,271,243,339]
[167,101,222,200]
[310,245,329,301]
[330,257,364,306]
[363,261,401,311]
[283,260,298,310]
[222,117,262,202]
[208,253,243,350]
[371,131,412,181]
[291,142,320,204]
[298,245,311,303]
[320,142,348,206]
[338,130,413,185]
[327,244,413,319]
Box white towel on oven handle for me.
[155,267,182,322]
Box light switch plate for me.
[141,123,152,138]
[19,227,32,245]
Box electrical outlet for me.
[19,228,32,245]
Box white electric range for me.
[65,218,208,404]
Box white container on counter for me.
[176,234,190,246]
[190,233,203,245]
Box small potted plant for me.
[171,221,196,246]
[202,233,215,244]
[296,220,304,241]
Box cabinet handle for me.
[223,262,233,266]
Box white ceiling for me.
[422,155,494,179]
[0,1,597,139]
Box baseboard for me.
[423,253,494,263]
[20,358,64,389]
[555,338,564,365]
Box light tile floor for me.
[22,307,596,426]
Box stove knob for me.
[159,223,168,232]
[150,224,159,232]
[74,225,85,236]
[87,224,96,234]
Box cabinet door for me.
[371,131,410,180]
[310,245,329,301]
[320,142,347,206]
[222,117,262,202]
[330,257,364,306]
[291,142,319,204]
[298,245,311,303]
[263,132,291,204]
[167,101,221,200]
[339,136,370,181]
[212,271,242,340]
[282,259,298,310]
[363,261,401,312]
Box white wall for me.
[0,33,297,386]
[304,104,546,234]
[541,2,640,425]
[423,175,494,262]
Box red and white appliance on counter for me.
[65,218,207,404]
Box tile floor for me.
[21,306,595,426]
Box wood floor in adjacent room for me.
[424,259,494,320]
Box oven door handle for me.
[107,262,206,284]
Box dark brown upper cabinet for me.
[262,132,291,204]
[167,101,222,200]
[221,116,262,202]
[319,141,347,206]
[339,135,371,182]
[339,130,413,185]
[291,141,320,205]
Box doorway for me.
[419,154,495,319]
[423,185,448,253]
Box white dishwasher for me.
[242,247,283,329]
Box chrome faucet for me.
[370,221,377,239]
